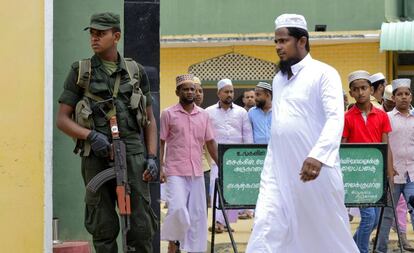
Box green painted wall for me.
[385,0,401,21]
[53,0,123,245]
[385,0,414,21]
[161,0,386,35]
[406,0,414,19]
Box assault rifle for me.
[86,115,135,252]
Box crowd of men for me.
[159,14,414,253]
[159,75,272,252]
[160,72,414,253]
[343,71,413,253]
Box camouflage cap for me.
[84,12,120,31]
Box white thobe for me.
[206,102,253,224]
[246,54,358,253]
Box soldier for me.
[56,12,158,253]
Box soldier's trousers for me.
[81,153,158,253]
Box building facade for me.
[160,0,414,109]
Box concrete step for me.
[53,241,91,253]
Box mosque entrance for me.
[188,52,276,108]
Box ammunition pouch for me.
[129,78,148,129]
[74,97,94,156]
[124,58,149,129]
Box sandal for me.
[208,222,224,233]
[238,212,253,220]
[224,225,235,232]
[239,210,254,220]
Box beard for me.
[256,99,266,109]
[278,57,301,75]
[221,97,233,105]
[180,97,194,105]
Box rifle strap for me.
[112,72,121,100]
[77,59,121,103]
[104,73,121,120]
[76,59,91,89]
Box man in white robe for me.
[246,14,359,253]
[206,78,253,232]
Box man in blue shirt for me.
[248,82,272,144]
[239,81,273,220]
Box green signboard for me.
[219,144,267,208]
[218,143,387,208]
[340,144,387,207]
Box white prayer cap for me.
[193,76,201,85]
[383,85,393,101]
[348,70,371,84]
[391,78,411,92]
[275,14,307,31]
[217,78,233,90]
[256,82,272,92]
[369,73,386,84]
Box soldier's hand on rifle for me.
[87,130,111,158]
[143,155,158,181]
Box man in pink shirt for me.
[160,74,218,253]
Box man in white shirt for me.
[206,78,253,232]
[246,14,358,253]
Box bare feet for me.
[168,241,180,253]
